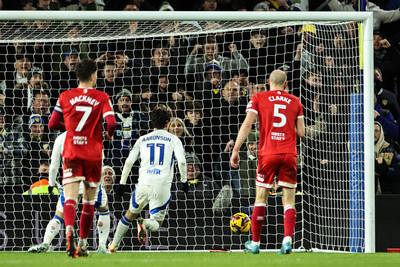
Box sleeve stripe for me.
[297,115,304,119]
[103,111,114,118]
[54,106,63,113]
[247,109,258,115]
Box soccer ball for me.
[230,212,251,233]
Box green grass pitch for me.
[1,252,400,267]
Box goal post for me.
[0,11,374,253]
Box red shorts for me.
[62,158,102,187]
[256,154,297,189]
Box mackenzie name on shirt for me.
[268,95,292,104]
[69,95,100,106]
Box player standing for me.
[108,106,187,252]
[48,58,116,257]
[230,69,305,254]
[27,132,115,254]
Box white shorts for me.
[129,184,172,222]
[56,185,107,213]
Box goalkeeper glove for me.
[180,182,189,194]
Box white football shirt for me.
[120,129,187,186]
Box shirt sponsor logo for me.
[147,168,161,175]
[73,135,88,145]
[271,132,285,141]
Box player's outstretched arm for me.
[174,140,187,183]
[296,117,305,137]
[48,110,65,131]
[120,140,140,185]
[230,111,257,168]
[49,132,66,187]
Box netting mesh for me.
[0,18,365,252]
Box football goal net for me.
[0,10,374,253]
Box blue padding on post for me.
[349,92,365,253]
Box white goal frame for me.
[0,10,375,253]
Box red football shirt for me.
[246,89,303,156]
[54,88,114,161]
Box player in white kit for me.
[27,132,114,254]
[108,106,187,252]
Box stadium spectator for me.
[230,69,305,255]
[168,117,194,153]
[22,0,35,10]
[97,60,123,97]
[211,80,246,187]
[184,35,248,89]
[22,89,51,134]
[199,0,218,11]
[20,114,50,190]
[180,152,220,198]
[374,67,400,123]
[375,121,400,194]
[34,0,51,10]
[0,107,19,186]
[243,29,285,81]
[328,0,400,31]
[104,89,148,178]
[51,49,80,104]
[183,101,213,177]
[377,31,400,98]
[54,23,89,66]
[375,90,399,141]
[49,0,102,11]
[239,131,258,197]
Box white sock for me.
[112,216,132,247]
[282,236,292,244]
[144,219,160,232]
[78,238,88,249]
[43,217,62,245]
[97,214,110,248]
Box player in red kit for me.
[48,58,117,258]
[230,69,305,255]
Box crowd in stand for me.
[0,0,400,199]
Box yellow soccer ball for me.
[230,212,251,233]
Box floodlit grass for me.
[1,252,400,267]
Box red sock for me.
[251,204,266,242]
[283,206,296,238]
[63,199,77,228]
[79,203,95,239]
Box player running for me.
[230,69,305,255]
[27,132,115,254]
[108,106,187,252]
[48,58,116,257]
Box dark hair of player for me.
[76,58,98,82]
[150,106,171,129]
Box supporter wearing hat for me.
[115,88,133,114]
[63,49,80,71]
[182,152,220,196]
[29,114,45,139]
